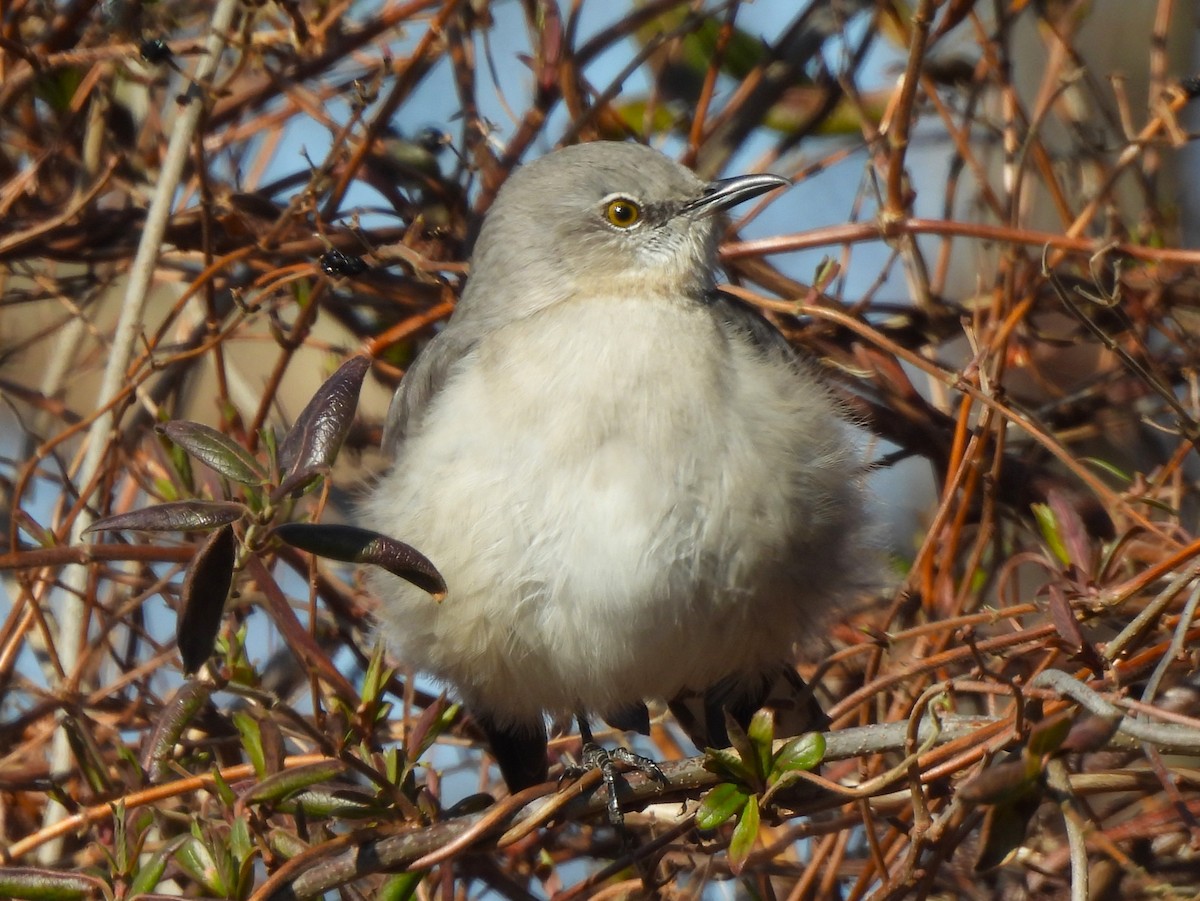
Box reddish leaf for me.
[85,500,244,534]
[958,757,1040,805]
[275,522,446,599]
[177,524,237,674]
[278,355,370,477]
[1059,714,1121,754]
[1047,487,1095,575]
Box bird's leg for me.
[569,713,667,827]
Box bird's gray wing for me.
[708,289,799,361]
[381,327,476,456]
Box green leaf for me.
[1082,456,1132,484]
[772,731,826,778]
[1027,713,1073,758]
[704,746,757,786]
[61,716,110,794]
[34,67,84,112]
[277,787,382,819]
[727,793,760,874]
[177,835,226,896]
[362,641,391,706]
[747,709,775,782]
[379,872,424,901]
[230,816,253,866]
[159,421,266,485]
[129,835,189,896]
[232,710,266,779]
[268,828,309,860]
[599,100,685,140]
[209,766,237,807]
[0,867,106,899]
[239,760,348,806]
[723,711,761,782]
[696,782,750,829]
[382,746,402,785]
[1031,503,1070,566]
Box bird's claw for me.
[565,742,667,826]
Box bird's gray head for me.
[461,142,788,322]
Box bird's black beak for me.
[681,173,790,218]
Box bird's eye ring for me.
[603,197,641,228]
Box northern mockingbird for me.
[364,141,868,812]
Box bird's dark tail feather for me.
[668,666,828,750]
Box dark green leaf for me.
[159,421,265,485]
[974,792,1042,871]
[277,787,382,819]
[443,792,494,817]
[268,829,309,860]
[61,716,110,794]
[128,835,190,896]
[278,355,370,477]
[84,500,244,534]
[0,867,105,899]
[724,710,761,782]
[704,746,757,786]
[696,782,749,829]
[141,679,213,783]
[209,766,237,807]
[34,68,84,112]
[240,760,348,806]
[275,523,446,598]
[1027,713,1073,758]
[177,524,237,674]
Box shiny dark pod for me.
[320,250,369,278]
[140,38,173,64]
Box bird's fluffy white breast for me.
[363,294,859,726]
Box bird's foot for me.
[565,742,667,826]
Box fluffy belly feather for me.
[364,299,844,725]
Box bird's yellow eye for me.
[604,197,641,228]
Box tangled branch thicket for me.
[2,1,1200,898]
